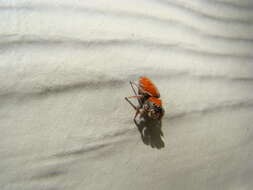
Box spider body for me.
[125,76,164,121]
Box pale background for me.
[1,0,253,189]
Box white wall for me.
[1,0,253,189]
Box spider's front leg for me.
[130,81,142,106]
[125,96,142,121]
[125,97,137,110]
[124,95,143,109]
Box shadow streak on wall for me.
[134,115,165,149]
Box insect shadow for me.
[134,114,165,149]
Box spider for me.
[125,76,164,121]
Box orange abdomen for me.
[139,76,160,98]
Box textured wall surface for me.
[1,0,253,190]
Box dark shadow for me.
[134,114,165,149]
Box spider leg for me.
[130,81,142,106]
[129,81,139,96]
[133,109,140,125]
[134,108,140,120]
[125,97,137,110]
[126,95,142,99]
